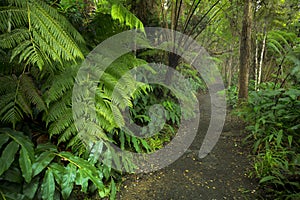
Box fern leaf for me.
[58,124,77,145]
[111,3,144,31]
[19,74,46,112]
[0,7,27,32]
[0,28,29,49]
[44,67,77,105]
[44,98,70,125]
[30,1,84,61]
[0,74,45,127]
[1,0,85,70]
[48,108,73,137]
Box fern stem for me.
[27,1,31,32]
[0,190,6,200]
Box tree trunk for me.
[254,37,258,90]
[238,0,253,101]
[258,29,267,89]
[227,48,233,87]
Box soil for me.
[117,94,262,200]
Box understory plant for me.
[240,82,300,199]
[0,128,118,200]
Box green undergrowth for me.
[237,82,300,199]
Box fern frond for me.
[10,39,47,69]
[44,66,77,105]
[48,108,73,137]
[0,74,45,127]
[94,0,144,31]
[44,93,71,125]
[35,0,85,44]
[66,134,85,155]
[111,3,144,31]
[7,0,27,7]
[0,28,29,49]
[19,74,46,112]
[0,0,85,70]
[58,124,77,144]
[0,6,27,32]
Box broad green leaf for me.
[141,139,151,153]
[113,154,121,171]
[23,177,40,199]
[2,167,22,183]
[7,130,34,161]
[75,169,89,193]
[32,151,56,177]
[276,130,283,147]
[19,147,33,183]
[103,149,112,171]
[288,135,293,147]
[59,152,105,191]
[0,140,19,176]
[41,168,55,200]
[0,191,25,200]
[49,163,65,185]
[61,163,77,199]
[88,141,104,164]
[0,133,9,149]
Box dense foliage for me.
[0,0,201,199]
[0,0,148,199]
[0,0,299,199]
[240,83,300,198]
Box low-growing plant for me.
[0,128,119,200]
[240,82,300,198]
[128,85,182,151]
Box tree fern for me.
[44,52,151,157]
[0,0,85,70]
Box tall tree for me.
[238,0,253,100]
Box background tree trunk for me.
[238,0,253,100]
[258,28,267,89]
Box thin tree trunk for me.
[238,0,252,101]
[258,28,267,89]
[254,37,258,91]
[227,50,233,87]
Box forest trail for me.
[117,94,260,200]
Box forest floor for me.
[117,94,263,200]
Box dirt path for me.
[117,94,260,200]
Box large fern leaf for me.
[0,0,85,70]
[111,3,144,31]
[94,0,144,31]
